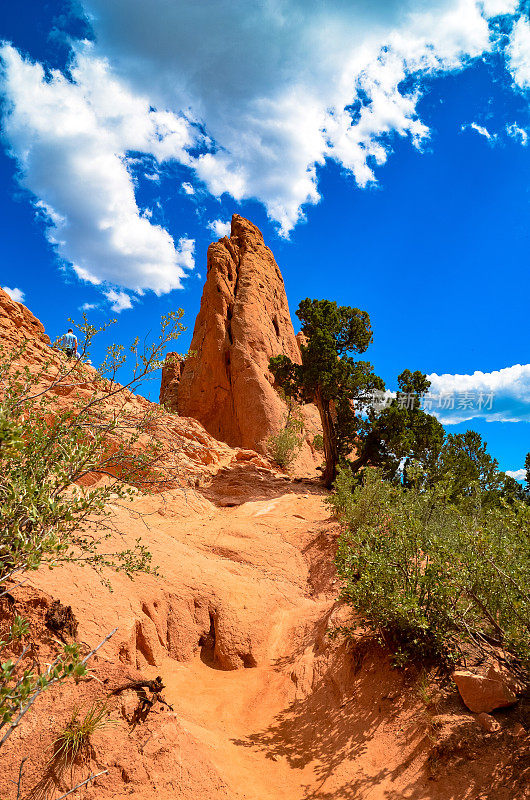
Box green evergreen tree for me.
[352,369,445,482]
[270,299,445,487]
[436,430,503,502]
[270,299,383,487]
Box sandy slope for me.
[2,465,527,800]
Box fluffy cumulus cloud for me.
[507,16,530,88]
[426,364,530,424]
[3,286,25,303]
[482,0,518,14]
[207,219,231,239]
[506,468,526,482]
[0,0,525,292]
[0,44,196,298]
[81,0,513,234]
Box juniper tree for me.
[352,369,445,482]
[270,299,445,487]
[436,430,503,502]
[269,299,383,487]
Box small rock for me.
[453,669,517,713]
[120,690,139,720]
[511,723,526,738]
[476,713,500,733]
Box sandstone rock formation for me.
[161,215,320,467]
[159,352,184,410]
[0,287,51,349]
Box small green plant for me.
[7,615,29,641]
[312,433,324,452]
[53,701,110,765]
[416,671,436,708]
[267,412,304,469]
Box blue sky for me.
[1,0,530,477]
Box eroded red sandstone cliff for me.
[161,215,319,463]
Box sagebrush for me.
[331,466,530,673]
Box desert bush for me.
[312,433,324,452]
[331,466,530,672]
[53,701,110,765]
[0,310,186,750]
[267,412,304,468]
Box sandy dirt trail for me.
[157,647,319,800]
[145,483,525,800]
[141,487,418,800]
[147,489,336,800]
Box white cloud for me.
[89,0,528,234]
[207,219,231,238]
[0,0,524,268]
[38,1,510,235]
[481,0,518,15]
[0,43,196,298]
[462,121,496,141]
[506,468,526,482]
[104,289,133,312]
[80,301,97,311]
[427,363,530,423]
[506,122,528,145]
[507,16,530,88]
[175,237,195,270]
[2,286,25,303]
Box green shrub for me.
[331,466,530,672]
[312,433,324,452]
[267,414,304,469]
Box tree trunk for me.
[350,447,370,475]
[315,390,339,489]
